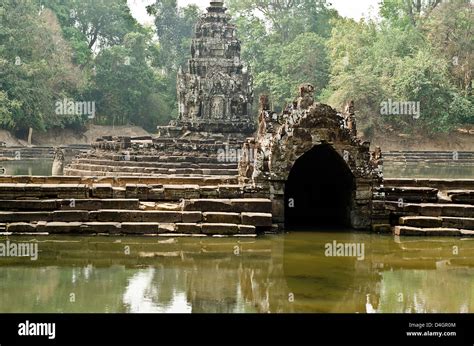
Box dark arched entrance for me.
[284,144,355,230]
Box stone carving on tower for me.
[176,1,255,134]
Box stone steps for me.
[73,158,238,169]
[394,226,474,237]
[0,188,272,234]
[4,222,256,235]
[399,216,474,230]
[383,179,474,190]
[0,199,140,211]
[183,198,272,213]
[79,153,227,164]
[0,145,90,159]
[382,178,474,236]
[0,209,271,226]
[64,167,239,180]
[378,186,439,203]
[382,180,474,235]
[0,183,267,200]
[384,151,474,162]
[0,175,239,186]
[386,201,474,218]
[447,190,474,204]
[66,163,238,176]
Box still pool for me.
[0,232,473,313]
[0,159,53,176]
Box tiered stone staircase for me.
[378,178,474,236]
[0,177,272,237]
[384,151,474,165]
[64,137,244,178]
[0,145,90,160]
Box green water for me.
[383,163,474,179]
[0,159,53,176]
[1,159,473,179]
[1,232,473,313]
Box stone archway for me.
[284,144,355,230]
[239,84,384,231]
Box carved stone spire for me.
[176,0,255,134]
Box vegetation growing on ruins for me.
[0,0,472,139]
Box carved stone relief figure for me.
[211,97,225,118]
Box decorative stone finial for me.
[208,1,226,12]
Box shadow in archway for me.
[284,144,355,230]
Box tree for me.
[228,0,338,41]
[380,0,444,27]
[147,0,200,72]
[90,31,172,131]
[0,1,85,136]
[423,0,473,93]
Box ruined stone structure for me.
[51,147,65,176]
[173,0,254,134]
[239,84,384,230]
[5,1,473,237]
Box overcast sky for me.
[128,0,381,27]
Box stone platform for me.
[373,178,474,236]
[0,175,272,236]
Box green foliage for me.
[88,32,173,131]
[145,1,201,117]
[229,1,335,109]
[325,0,472,134]
[0,1,84,134]
[0,0,471,138]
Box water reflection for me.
[0,233,473,313]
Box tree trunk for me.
[28,127,33,146]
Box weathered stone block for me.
[157,223,176,233]
[238,224,256,234]
[394,226,462,236]
[230,199,272,213]
[199,186,219,198]
[147,188,164,201]
[241,212,272,227]
[0,212,51,222]
[0,200,57,211]
[203,212,240,224]
[112,187,126,199]
[140,211,182,223]
[83,222,122,234]
[355,188,372,200]
[40,222,84,234]
[201,223,239,235]
[6,223,37,233]
[218,185,242,198]
[91,210,141,222]
[181,212,202,223]
[183,199,233,212]
[92,184,113,198]
[175,223,201,234]
[120,222,159,234]
[399,216,442,228]
[52,210,89,222]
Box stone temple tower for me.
[176,1,255,134]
